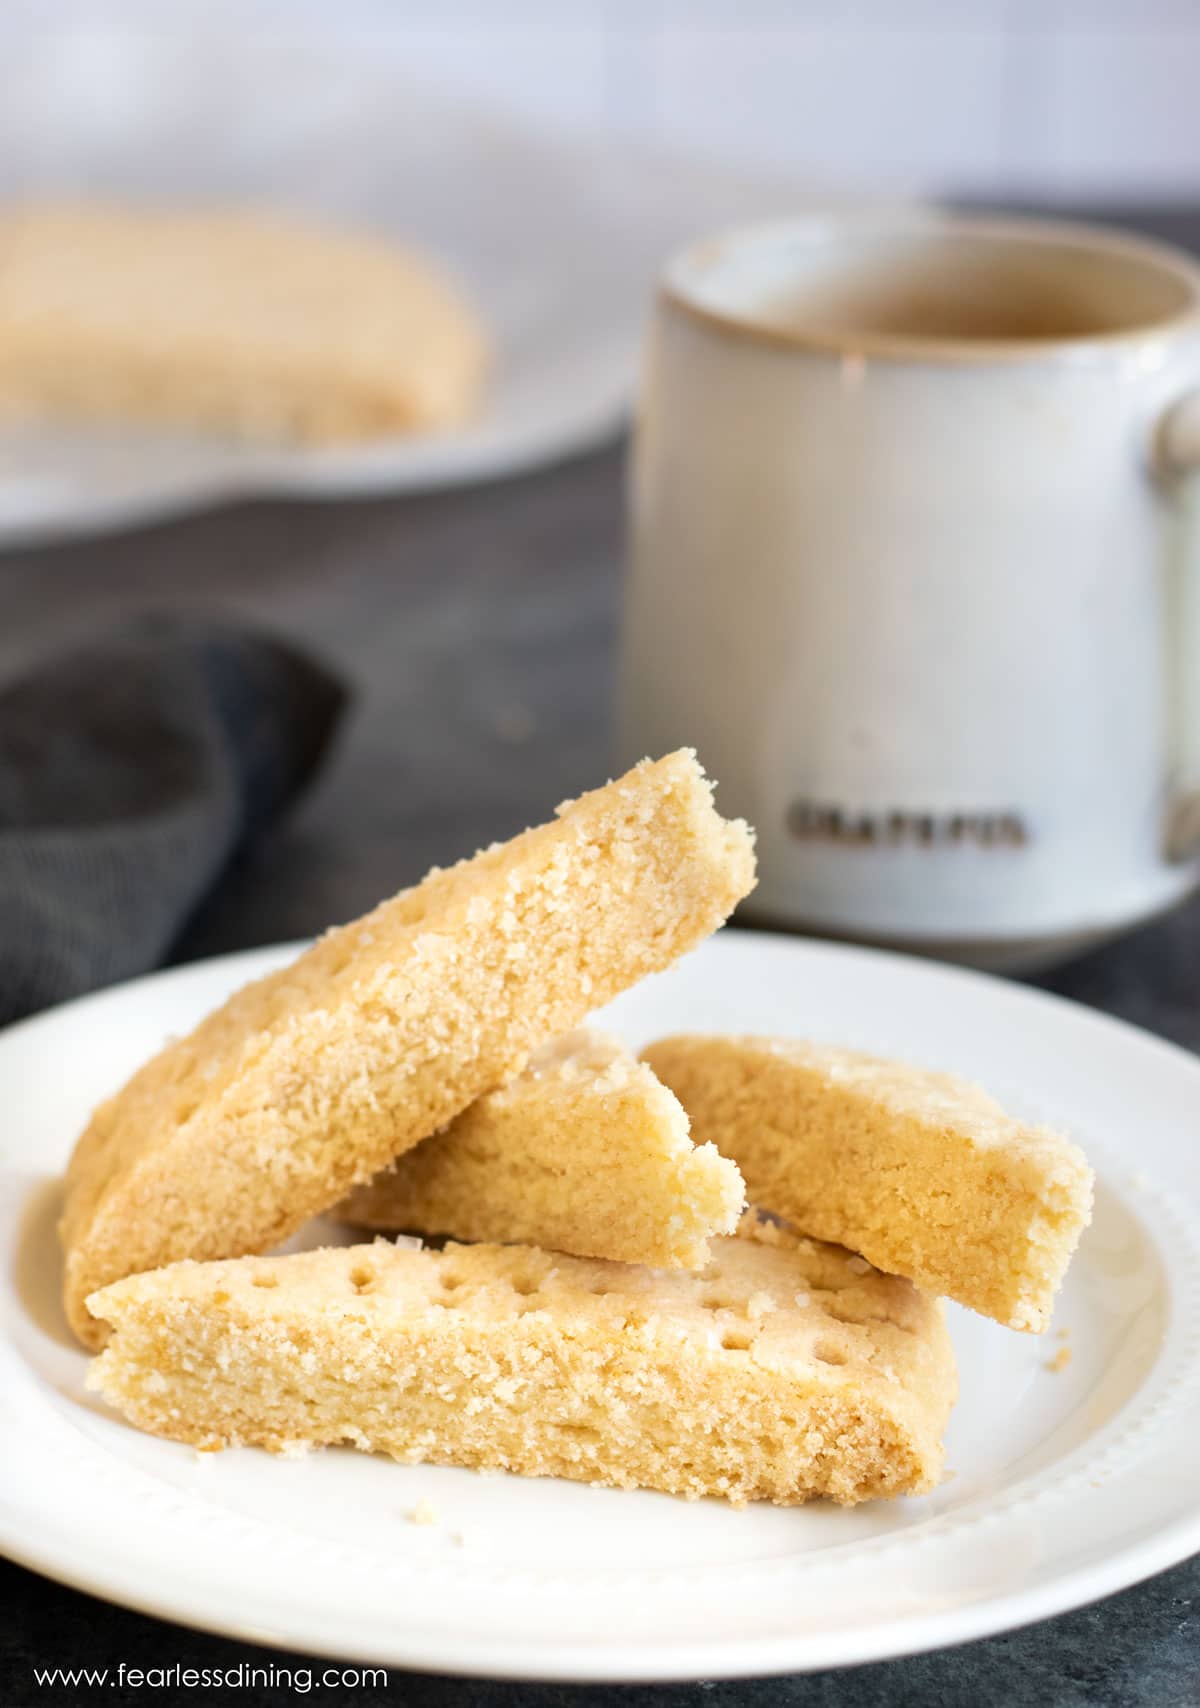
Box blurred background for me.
[8,0,1199,201]
[3,0,1200,1010]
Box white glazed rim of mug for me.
[660,213,1200,363]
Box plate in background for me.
[0,39,908,544]
[1,929,1198,1679]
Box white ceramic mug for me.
[618,212,1200,969]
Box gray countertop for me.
[3,204,1200,1706]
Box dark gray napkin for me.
[0,615,348,1025]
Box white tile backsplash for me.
[6,0,1198,197]
[1040,28,1200,193]
[642,21,1019,187]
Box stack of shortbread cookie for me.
[61,750,1093,1508]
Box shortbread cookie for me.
[85,1221,955,1505]
[0,203,487,443]
[643,1036,1093,1332]
[61,751,755,1347]
[339,1029,745,1267]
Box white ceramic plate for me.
[2,930,1197,1680]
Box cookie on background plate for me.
[0,203,488,444]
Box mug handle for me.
[1158,389,1200,861]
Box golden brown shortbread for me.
[61,752,755,1347]
[86,1218,955,1506]
[339,1029,745,1268]
[0,204,487,443]
[643,1035,1093,1332]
